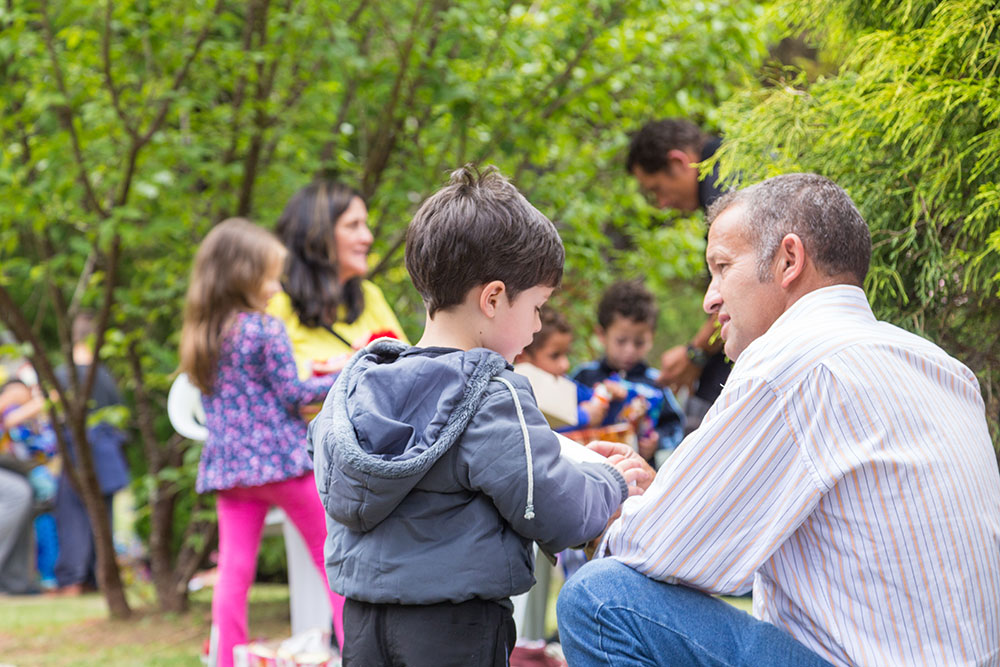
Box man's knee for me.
[557,558,632,619]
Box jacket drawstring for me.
[493,377,534,520]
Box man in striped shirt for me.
[557,173,1000,666]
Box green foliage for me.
[716,0,1000,448]
[0,0,774,605]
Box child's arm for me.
[576,381,609,427]
[458,378,631,554]
[257,315,336,412]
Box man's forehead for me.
[707,205,748,242]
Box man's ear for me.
[776,233,807,288]
[666,149,695,174]
[478,280,507,318]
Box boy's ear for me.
[478,280,507,318]
[595,325,607,345]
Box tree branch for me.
[126,338,162,472]
[80,235,121,417]
[102,0,138,139]
[39,0,108,219]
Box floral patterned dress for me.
[196,311,335,494]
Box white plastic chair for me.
[166,373,331,638]
[166,372,209,441]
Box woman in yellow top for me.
[267,180,407,652]
[269,181,408,380]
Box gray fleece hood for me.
[312,338,535,532]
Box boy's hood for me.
[310,338,511,531]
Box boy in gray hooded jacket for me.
[309,165,648,666]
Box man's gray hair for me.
[706,173,871,285]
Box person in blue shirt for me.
[572,280,685,467]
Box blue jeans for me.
[557,559,833,667]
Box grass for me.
[0,584,292,667]
[0,576,753,666]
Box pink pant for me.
[212,474,344,667]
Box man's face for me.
[631,160,700,212]
[599,315,654,373]
[703,206,785,360]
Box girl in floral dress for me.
[179,218,340,667]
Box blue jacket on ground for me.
[309,338,628,606]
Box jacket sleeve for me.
[457,377,629,553]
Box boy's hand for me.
[602,380,628,402]
[580,397,610,426]
[638,430,659,461]
[587,440,654,494]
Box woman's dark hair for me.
[276,181,366,328]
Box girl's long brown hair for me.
[179,218,286,393]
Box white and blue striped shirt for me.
[600,285,1000,666]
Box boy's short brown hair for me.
[405,165,564,317]
[597,280,658,330]
[522,305,572,356]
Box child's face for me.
[487,285,554,363]
[524,331,572,377]
[599,315,654,373]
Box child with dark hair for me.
[572,280,685,466]
[310,165,648,667]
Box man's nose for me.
[703,278,721,315]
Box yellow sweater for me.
[268,280,409,379]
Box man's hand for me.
[658,345,701,394]
[587,440,655,494]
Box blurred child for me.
[310,166,648,667]
[515,305,614,430]
[0,376,56,593]
[178,219,342,667]
[572,280,684,467]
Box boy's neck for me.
[415,307,484,353]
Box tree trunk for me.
[69,421,132,619]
